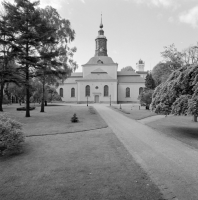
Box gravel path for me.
[94,104,198,200]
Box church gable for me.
[91,68,107,74]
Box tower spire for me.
[100,13,103,29]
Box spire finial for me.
[100,13,103,29]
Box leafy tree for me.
[145,73,155,89]
[138,89,153,110]
[4,82,25,104]
[37,6,76,112]
[3,0,43,116]
[0,11,20,111]
[182,45,198,65]
[151,64,198,122]
[152,62,172,86]
[161,44,183,70]
[121,66,135,71]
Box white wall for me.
[118,83,144,102]
[77,81,117,103]
[83,64,118,79]
[57,83,78,102]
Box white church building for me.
[57,20,145,104]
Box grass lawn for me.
[2,104,107,136]
[147,115,198,150]
[0,104,164,200]
[111,104,158,120]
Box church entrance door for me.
[95,95,99,103]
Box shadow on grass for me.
[167,126,198,139]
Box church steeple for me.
[100,13,103,29]
[95,14,108,57]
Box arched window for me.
[104,85,109,96]
[71,88,75,97]
[126,87,130,97]
[85,85,90,96]
[60,88,63,97]
[139,87,143,95]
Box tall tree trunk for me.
[0,81,4,112]
[25,41,30,117]
[25,66,30,117]
[25,5,30,117]
[40,79,45,112]
[193,115,197,122]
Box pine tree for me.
[3,0,60,117]
[145,73,155,89]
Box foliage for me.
[161,43,198,71]
[37,6,77,112]
[151,64,198,121]
[71,113,78,123]
[138,89,154,109]
[2,0,54,117]
[161,44,183,70]
[121,66,135,71]
[152,62,172,86]
[0,114,25,156]
[1,1,77,116]
[182,45,198,65]
[6,82,26,103]
[145,73,155,89]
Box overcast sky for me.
[1,0,198,72]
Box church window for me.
[60,88,63,97]
[86,85,90,96]
[104,85,109,96]
[126,87,130,97]
[71,88,75,97]
[139,87,143,95]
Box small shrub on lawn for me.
[0,114,25,156]
[71,113,79,123]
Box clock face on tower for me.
[99,47,104,52]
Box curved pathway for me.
[94,104,198,200]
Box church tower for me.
[136,59,145,71]
[95,15,108,56]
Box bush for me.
[138,89,154,110]
[71,113,79,123]
[0,115,25,156]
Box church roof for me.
[77,73,116,81]
[91,68,107,73]
[117,71,140,76]
[118,76,145,83]
[136,71,148,74]
[83,56,116,65]
[70,72,83,77]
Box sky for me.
[1,0,198,72]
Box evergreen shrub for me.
[0,115,25,156]
[71,113,79,123]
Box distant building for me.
[57,18,145,103]
[136,59,148,79]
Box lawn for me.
[147,115,198,150]
[0,104,164,200]
[2,104,107,136]
[111,104,158,120]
